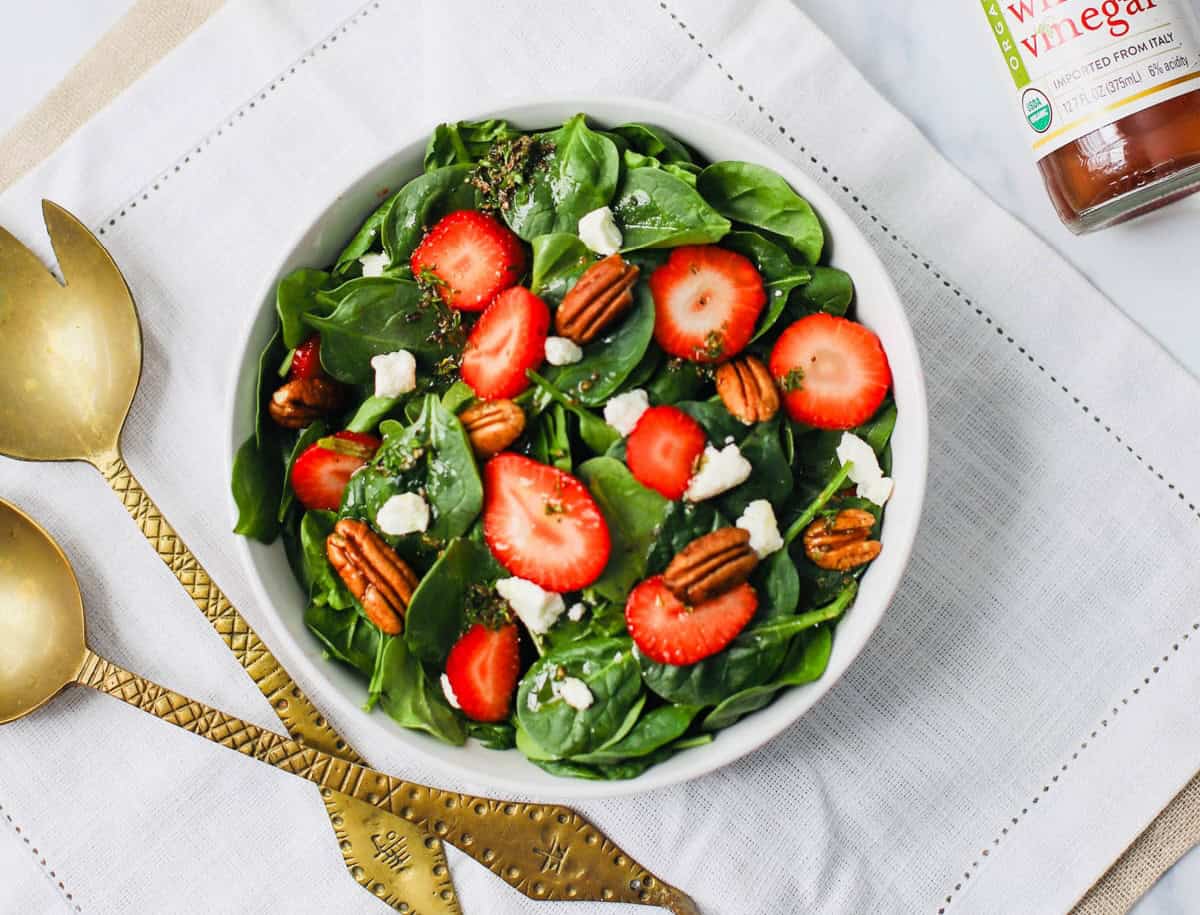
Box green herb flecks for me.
[471,134,554,214]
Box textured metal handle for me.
[96,452,458,913]
[79,652,698,914]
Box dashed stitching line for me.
[654,3,1200,911]
[1,800,82,912]
[95,0,385,237]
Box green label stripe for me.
[980,0,1031,89]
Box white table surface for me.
[0,1,1196,911]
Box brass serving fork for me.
[0,202,699,914]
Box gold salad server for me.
[0,201,456,912]
[0,500,699,914]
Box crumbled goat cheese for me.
[440,673,461,710]
[566,602,586,622]
[358,252,389,277]
[544,336,584,366]
[495,577,566,635]
[835,432,894,506]
[577,206,622,255]
[736,500,785,558]
[555,677,594,710]
[375,492,429,536]
[371,349,417,398]
[684,443,752,502]
[604,388,650,437]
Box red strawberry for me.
[289,335,324,380]
[444,622,520,722]
[290,431,380,512]
[649,245,766,363]
[625,406,707,500]
[460,287,550,400]
[410,209,526,311]
[625,576,758,666]
[483,453,611,592]
[768,313,891,430]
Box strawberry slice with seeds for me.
[625,576,758,665]
[289,335,324,380]
[649,245,766,363]
[483,453,611,592]
[290,431,380,512]
[625,405,707,500]
[460,286,550,400]
[410,209,526,312]
[768,313,891,430]
[444,622,520,722]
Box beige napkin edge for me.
[0,0,225,194]
[1,2,1196,911]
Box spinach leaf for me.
[720,231,812,341]
[577,458,669,604]
[404,538,494,664]
[526,372,618,456]
[698,161,824,264]
[381,164,476,263]
[372,636,466,745]
[515,639,643,758]
[232,433,284,543]
[755,548,801,621]
[717,419,792,519]
[529,233,593,305]
[305,278,450,384]
[646,360,709,405]
[611,123,694,164]
[530,403,572,472]
[571,704,701,765]
[278,420,328,523]
[466,721,517,750]
[299,510,353,609]
[793,266,853,316]
[612,168,730,250]
[332,197,392,278]
[304,601,380,673]
[619,347,662,395]
[623,151,701,186]
[346,396,400,434]
[676,399,744,444]
[253,328,287,445]
[503,114,620,241]
[541,600,627,654]
[425,119,521,169]
[277,268,332,349]
[440,380,476,414]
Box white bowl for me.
[228,98,928,800]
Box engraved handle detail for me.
[79,653,698,914]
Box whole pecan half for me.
[268,378,344,429]
[326,519,420,635]
[663,527,759,605]
[459,399,525,458]
[802,508,881,571]
[555,254,640,344]
[716,355,780,424]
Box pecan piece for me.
[802,509,881,571]
[663,527,759,605]
[716,355,780,424]
[459,399,525,458]
[268,378,344,429]
[555,254,640,344]
[326,519,420,635]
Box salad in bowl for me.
[231,108,914,786]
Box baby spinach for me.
[698,161,824,264]
[304,601,380,674]
[231,433,284,543]
[530,233,593,304]
[424,119,521,170]
[466,721,517,750]
[278,420,328,523]
[612,123,694,164]
[793,266,854,316]
[623,151,701,186]
[646,360,709,405]
[277,268,332,349]
[404,538,494,663]
[719,231,813,341]
[526,372,618,456]
[530,402,572,471]
[346,395,400,434]
[718,419,793,519]
[503,114,620,240]
[332,198,392,278]
[381,164,476,263]
[372,636,466,745]
[676,399,744,445]
[571,704,701,765]
[515,639,643,758]
[541,599,627,655]
[577,457,669,604]
[612,167,730,250]
[299,509,353,609]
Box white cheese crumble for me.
[375,492,429,536]
[554,677,594,711]
[603,388,650,437]
[566,602,586,622]
[577,206,622,255]
[544,336,584,366]
[736,500,785,558]
[371,349,417,398]
[684,443,752,502]
[835,432,894,506]
[495,577,566,635]
[440,673,461,710]
[358,252,389,277]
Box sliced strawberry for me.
[768,313,891,430]
[290,431,381,512]
[289,335,324,380]
[483,453,611,592]
[625,576,758,666]
[649,245,766,363]
[410,209,526,312]
[460,287,550,400]
[444,622,520,722]
[625,406,707,500]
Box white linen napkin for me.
[2,1,1199,913]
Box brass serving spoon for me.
[0,500,699,913]
[0,201,456,911]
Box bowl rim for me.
[226,95,929,801]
